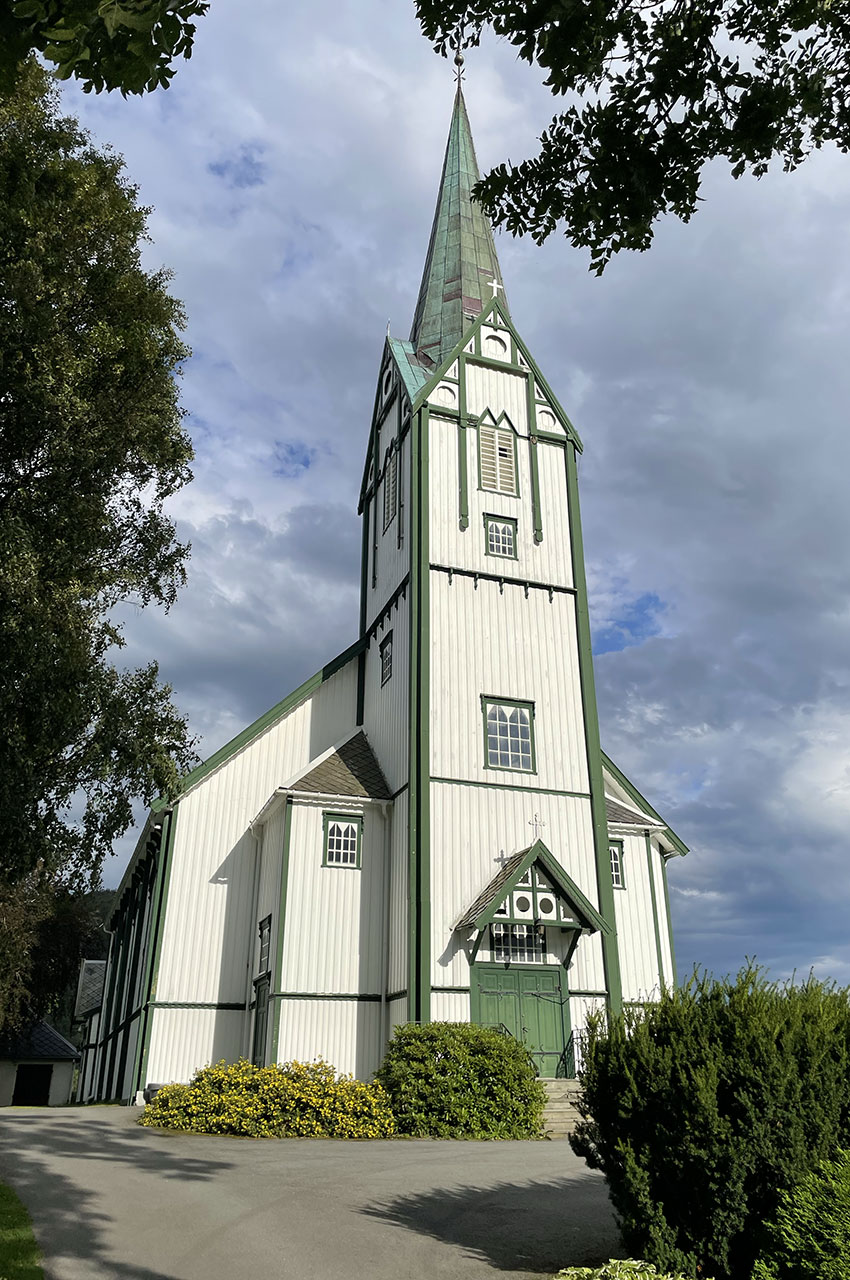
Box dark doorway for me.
[12,1063,53,1106]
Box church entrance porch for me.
[470,963,570,1078]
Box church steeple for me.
[409,85,508,370]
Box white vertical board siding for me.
[362,596,409,794]
[119,1016,141,1101]
[47,1062,75,1106]
[387,790,408,995]
[146,1008,244,1084]
[156,660,358,1006]
[430,783,599,988]
[387,996,408,1036]
[568,931,608,996]
[465,362,528,427]
[657,848,676,987]
[430,990,469,1023]
[281,803,385,996]
[276,998,383,1079]
[256,804,285,944]
[614,832,664,1002]
[536,442,574,588]
[569,996,607,1061]
[430,574,589,793]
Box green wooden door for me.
[252,977,270,1067]
[472,965,569,1077]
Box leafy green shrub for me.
[555,1263,712,1280]
[138,1058,395,1138]
[570,966,850,1280]
[752,1149,850,1280]
[375,1021,545,1138]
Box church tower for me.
[81,84,686,1105]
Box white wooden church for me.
[79,86,687,1105]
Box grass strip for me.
[0,1181,43,1279]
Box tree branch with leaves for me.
[416,0,850,270]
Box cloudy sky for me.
[59,0,850,985]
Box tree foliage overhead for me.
[416,0,850,270]
[0,0,209,96]
[0,62,197,1023]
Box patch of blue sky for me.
[208,144,268,190]
[593,591,666,655]
[273,440,316,477]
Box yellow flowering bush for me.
[138,1058,396,1138]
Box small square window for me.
[483,698,535,772]
[485,515,517,559]
[610,842,625,889]
[323,813,362,868]
[380,632,393,685]
[383,450,398,531]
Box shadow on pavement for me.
[363,1173,623,1274]
[0,1111,231,1279]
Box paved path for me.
[0,1107,620,1280]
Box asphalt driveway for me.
[0,1106,621,1280]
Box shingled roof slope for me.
[605,798,661,827]
[456,848,527,930]
[74,959,106,1019]
[294,731,391,800]
[0,1020,79,1061]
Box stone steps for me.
[541,1079,582,1140]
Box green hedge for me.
[555,1263,713,1280]
[138,1058,395,1138]
[375,1021,546,1138]
[752,1148,850,1280]
[570,967,850,1280]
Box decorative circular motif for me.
[538,409,556,429]
[539,897,555,915]
[515,895,531,912]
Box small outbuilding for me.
[0,1021,80,1107]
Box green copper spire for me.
[410,85,508,368]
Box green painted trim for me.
[175,639,365,800]
[565,444,622,1017]
[483,512,518,560]
[601,751,689,856]
[526,375,544,543]
[364,573,410,643]
[322,811,363,869]
[469,961,571,1075]
[430,562,575,597]
[481,695,537,775]
[431,775,590,799]
[390,782,409,801]
[407,405,432,1025]
[386,990,408,1003]
[567,989,608,997]
[148,1001,246,1011]
[645,832,666,990]
[431,986,471,994]
[660,853,677,986]
[136,806,178,1093]
[271,798,294,1062]
[471,839,609,936]
[271,992,382,1002]
[535,431,569,446]
[458,420,469,530]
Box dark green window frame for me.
[257,914,272,976]
[380,631,393,685]
[483,513,518,560]
[610,840,626,889]
[481,696,537,774]
[322,812,363,869]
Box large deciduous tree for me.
[416,0,850,270]
[0,0,209,97]
[0,61,197,1027]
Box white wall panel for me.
[569,931,607,995]
[429,783,599,988]
[275,998,383,1080]
[658,850,676,987]
[569,996,607,1065]
[282,802,386,995]
[48,1062,74,1106]
[430,990,470,1023]
[465,362,529,429]
[614,832,663,1002]
[146,1008,245,1084]
[387,995,408,1036]
[362,596,409,794]
[369,404,411,611]
[430,574,590,794]
[156,659,358,1006]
